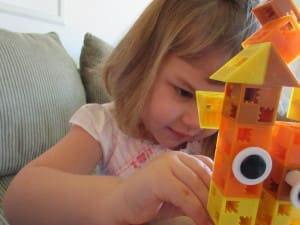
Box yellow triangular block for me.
[287,87,300,121]
[210,43,271,85]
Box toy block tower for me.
[243,1,300,225]
[196,1,300,225]
[206,41,298,225]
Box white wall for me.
[0,0,299,74]
[0,0,152,64]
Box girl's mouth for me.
[168,127,192,140]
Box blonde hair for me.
[102,0,260,155]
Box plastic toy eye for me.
[232,147,272,185]
[285,170,300,209]
[290,183,300,209]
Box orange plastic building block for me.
[263,157,293,200]
[255,190,300,225]
[260,122,300,202]
[196,91,224,129]
[212,145,266,198]
[253,0,300,25]
[216,115,274,154]
[242,15,300,63]
[212,115,273,198]
[220,83,281,125]
[270,121,300,167]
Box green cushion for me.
[0,175,13,208]
[0,28,86,176]
[80,32,112,103]
[0,175,14,224]
[0,213,9,225]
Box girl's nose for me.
[181,102,200,132]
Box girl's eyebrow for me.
[174,74,195,91]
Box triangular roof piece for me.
[210,42,300,87]
[264,44,300,87]
[210,43,270,85]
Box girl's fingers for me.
[122,152,214,224]
[153,175,212,225]
[177,153,212,189]
[194,155,214,171]
[155,202,183,219]
[169,156,209,207]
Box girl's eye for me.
[175,87,193,98]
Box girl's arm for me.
[4,125,214,225]
[3,125,124,225]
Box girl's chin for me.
[160,141,187,150]
[172,142,188,150]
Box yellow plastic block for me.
[208,181,260,225]
[255,190,300,225]
[210,42,298,87]
[209,43,270,85]
[196,91,224,129]
[287,87,300,121]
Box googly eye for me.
[285,170,300,209]
[232,147,272,185]
[290,183,300,209]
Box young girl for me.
[3,1,259,225]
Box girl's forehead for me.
[161,53,228,92]
[167,49,232,76]
[191,50,232,75]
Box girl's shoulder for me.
[69,102,117,144]
[78,102,114,117]
[72,102,115,125]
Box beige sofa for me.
[0,28,111,224]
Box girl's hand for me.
[114,151,214,225]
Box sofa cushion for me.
[0,29,86,176]
[80,32,112,103]
[0,175,13,210]
[0,212,9,225]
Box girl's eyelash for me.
[175,87,194,98]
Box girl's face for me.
[141,50,230,149]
